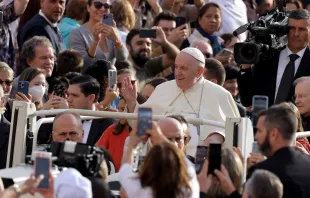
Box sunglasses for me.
[117,80,136,89]
[93,1,111,9]
[0,79,12,86]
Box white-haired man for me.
[122,47,239,157]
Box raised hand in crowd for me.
[15,92,32,103]
[96,88,119,111]
[0,175,44,198]
[36,172,54,198]
[294,142,309,155]
[197,160,213,194]
[167,24,188,45]
[246,152,266,171]
[214,165,237,196]
[151,26,168,46]
[42,95,69,110]
[121,77,138,113]
[101,23,123,47]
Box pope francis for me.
[121,47,240,157]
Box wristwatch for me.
[12,184,21,197]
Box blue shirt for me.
[58,17,80,49]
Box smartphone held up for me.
[34,152,52,189]
[137,107,152,137]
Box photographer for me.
[238,9,310,108]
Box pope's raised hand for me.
[121,77,137,112]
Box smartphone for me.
[0,11,3,32]
[176,16,186,28]
[103,13,113,26]
[221,49,233,56]
[252,141,260,153]
[137,107,152,137]
[208,143,222,176]
[252,95,269,128]
[34,153,51,189]
[108,69,117,91]
[139,29,157,39]
[17,81,29,96]
[195,146,208,174]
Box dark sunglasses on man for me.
[93,1,111,9]
[0,79,13,86]
[117,80,136,89]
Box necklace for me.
[183,80,205,136]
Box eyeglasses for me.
[93,2,111,9]
[0,79,13,86]
[117,80,136,89]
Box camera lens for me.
[239,44,260,63]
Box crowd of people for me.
[0,0,310,197]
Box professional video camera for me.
[50,141,108,177]
[234,0,289,64]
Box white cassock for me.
[131,77,240,157]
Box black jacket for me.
[247,147,310,198]
[17,13,65,54]
[238,47,310,107]
[0,115,10,169]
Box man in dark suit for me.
[67,75,116,145]
[0,85,10,169]
[17,0,66,54]
[238,9,310,107]
[247,103,310,198]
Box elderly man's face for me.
[52,114,84,142]
[27,45,55,77]
[158,118,186,152]
[174,52,204,91]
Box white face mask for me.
[29,85,46,102]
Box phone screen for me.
[252,96,268,128]
[137,108,152,137]
[208,143,221,175]
[108,70,117,91]
[35,157,50,189]
[195,146,208,174]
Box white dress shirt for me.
[206,0,248,41]
[82,120,92,143]
[274,46,307,101]
[82,106,96,143]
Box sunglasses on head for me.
[117,80,136,89]
[93,1,111,9]
[0,79,12,86]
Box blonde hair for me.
[111,0,135,31]
[207,148,243,197]
[0,62,14,80]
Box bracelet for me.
[12,184,21,197]
[87,48,95,58]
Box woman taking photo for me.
[69,0,128,73]
[120,124,198,198]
